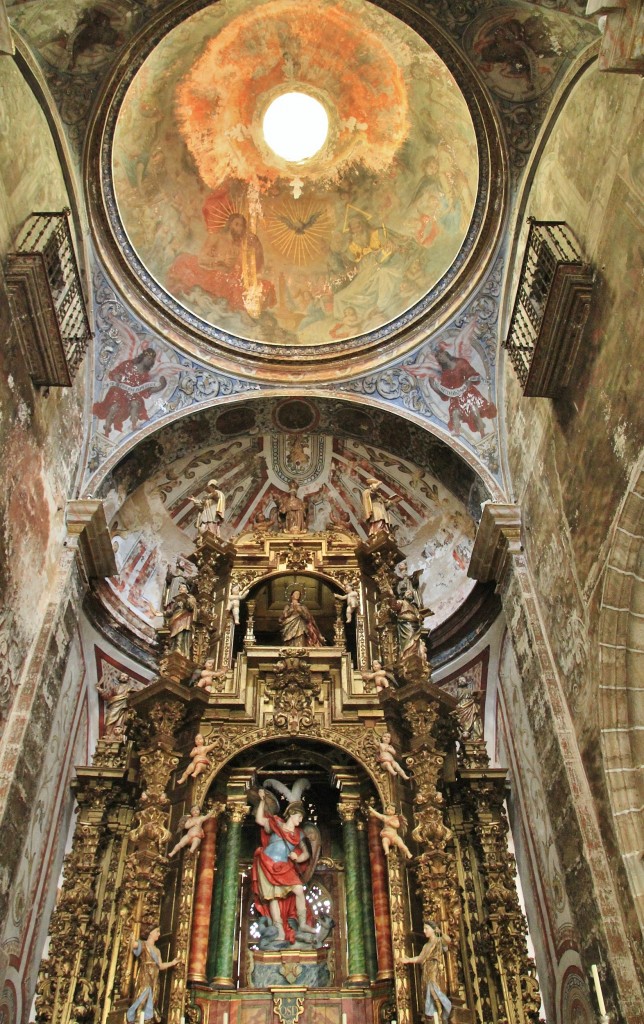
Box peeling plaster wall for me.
[501,62,644,1020]
[0,58,90,1024]
[0,56,87,730]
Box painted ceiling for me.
[109,0,478,352]
[102,415,479,642]
[3,0,597,662]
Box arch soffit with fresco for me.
[88,394,501,667]
[86,392,506,503]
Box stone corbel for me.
[467,503,522,585]
[0,1,14,55]
[587,0,627,12]
[65,499,117,579]
[586,0,644,73]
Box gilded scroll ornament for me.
[263,652,321,734]
[272,991,305,1024]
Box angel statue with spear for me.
[249,777,321,945]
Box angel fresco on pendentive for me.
[403,322,497,441]
[467,9,574,102]
[92,316,179,439]
[10,1,130,75]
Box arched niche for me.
[236,571,345,650]
[185,735,393,991]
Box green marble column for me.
[357,818,378,981]
[340,802,369,984]
[206,816,228,982]
[211,805,244,988]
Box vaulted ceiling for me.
[5,0,598,660]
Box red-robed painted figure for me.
[427,350,496,437]
[251,788,317,944]
[92,347,166,436]
[168,202,276,319]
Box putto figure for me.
[363,659,395,692]
[338,585,360,623]
[376,731,411,781]
[196,658,227,693]
[368,803,413,859]
[280,588,325,647]
[176,733,218,785]
[227,582,242,624]
[168,805,215,858]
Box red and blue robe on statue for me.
[251,814,315,944]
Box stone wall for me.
[499,60,644,1023]
[0,54,89,1023]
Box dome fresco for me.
[108,0,480,356]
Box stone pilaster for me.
[469,501,644,1023]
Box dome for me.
[90,0,504,380]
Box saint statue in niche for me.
[249,778,321,945]
[403,921,452,1022]
[280,588,325,647]
[125,927,180,1023]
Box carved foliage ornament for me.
[264,651,321,733]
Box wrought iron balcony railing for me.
[504,220,594,398]
[6,210,91,387]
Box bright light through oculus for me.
[263,92,328,162]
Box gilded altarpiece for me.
[36,526,540,1024]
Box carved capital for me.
[338,801,360,823]
[147,699,185,744]
[468,503,522,584]
[228,801,249,824]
